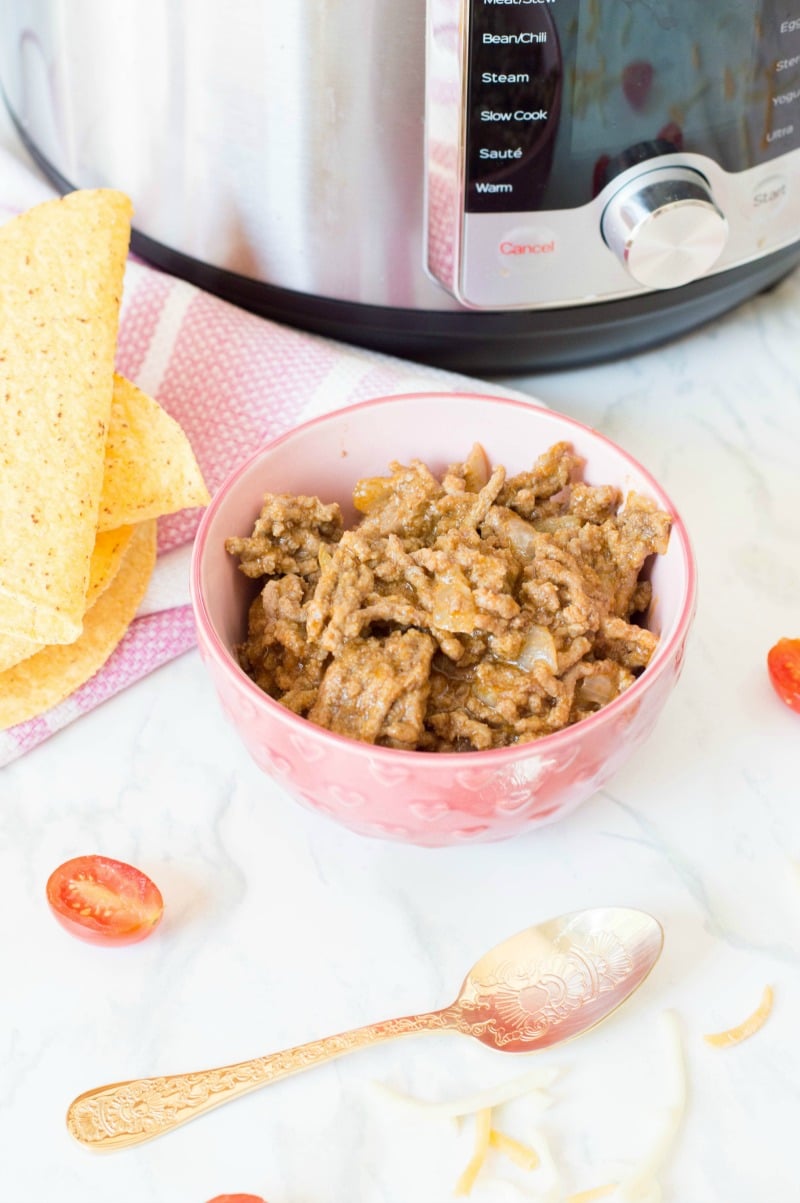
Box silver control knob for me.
[601,167,729,290]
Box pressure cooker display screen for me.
[465,0,800,213]
[571,1,763,157]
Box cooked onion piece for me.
[703,985,774,1048]
[515,624,559,672]
[575,671,618,708]
[462,442,491,493]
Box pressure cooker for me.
[2,0,799,371]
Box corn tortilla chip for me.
[0,521,156,730]
[0,524,135,672]
[98,374,210,530]
[0,189,132,644]
[85,525,136,609]
[0,632,41,675]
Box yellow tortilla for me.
[0,525,135,673]
[0,520,156,730]
[0,189,132,644]
[98,374,210,530]
[85,525,136,609]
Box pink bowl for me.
[190,392,696,847]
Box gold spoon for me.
[67,906,663,1151]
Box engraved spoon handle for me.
[67,1004,461,1150]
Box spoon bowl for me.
[67,906,663,1150]
[453,907,664,1053]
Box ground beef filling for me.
[226,442,671,751]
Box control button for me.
[497,226,557,274]
[600,167,728,290]
[751,174,790,218]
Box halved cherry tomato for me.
[205,1196,267,1203]
[46,855,164,945]
[767,638,800,714]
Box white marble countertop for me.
[2,112,799,1203]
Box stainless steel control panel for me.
[426,0,800,309]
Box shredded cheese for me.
[566,1185,619,1203]
[527,1128,563,1203]
[488,1127,540,1171]
[703,985,774,1048]
[454,1107,492,1196]
[371,1065,559,1119]
[375,1069,554,1195]
[618,1011,686,1203]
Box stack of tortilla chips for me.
[0,189,209,730]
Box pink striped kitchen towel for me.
[0,148,529,766]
